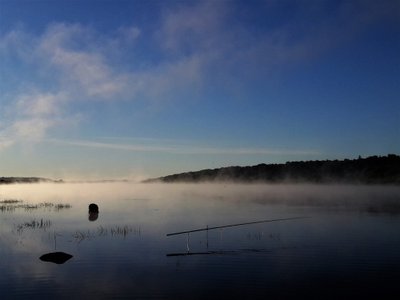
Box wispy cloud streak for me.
[45,138,319,156]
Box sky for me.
[0,0,399,180]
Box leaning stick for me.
[166,216,309,236]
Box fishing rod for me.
[166,216,310,237]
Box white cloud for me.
[31,22,204,102]
[158,0,227,53]
[231,0,400,71]
[0,138,14,150]
[11,118,54,140]
[137,54,204,100]
[155,0,400,80]
[117,26,141,42]
[0,20,209,151]
[0,26,35,60]
[0,0,396,153]
[38,23,129,99]
[15,92,60,117]
[0,91,68,147]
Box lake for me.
[1,183,399,299]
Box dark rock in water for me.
[89,203,99,213]
[39,252,73,264]
[88,203,99,221]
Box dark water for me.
[1,183,400,299]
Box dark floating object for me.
[39,252,73,264]
[89,203,99,213]
[88,203,99,221]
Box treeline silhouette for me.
[146,154,400,184]
[0,177,61,184]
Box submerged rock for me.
[39,252,73,264]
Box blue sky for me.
[0,0,399,179]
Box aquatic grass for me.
[110,225,141,238]
[246,232,264,241]
[34,202,72,211]
[0,199,23,204]
[0,202,72,212]
[0,205,16,212]
[54,203,72,211]
[24,204,41,212]
[73,230,96,243]
[25,202,56,211]
[14,218,52,234]
[0,199,23,213]
[73,225,141,243]
[97,225,108,236]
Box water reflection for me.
[0,183,399,299]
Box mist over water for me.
[1,182,399,213]
[1,183,399,299]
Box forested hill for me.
[145,154,400,184]
[0,177,61,184]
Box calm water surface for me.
[1,183,399,299]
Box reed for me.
[73,230,96,243]
[54,203,72,211]
[0,202,73,212]
[0,205,16,212]
[15,218,52,233]
[73,225,141,242]
[0,199,22,204]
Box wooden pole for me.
[166,216,309,237]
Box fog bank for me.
[1,183,399,214]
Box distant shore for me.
[0,177,63,184]
[0,178,130,184]
[144,154,400,184]
[2,154,399,185]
